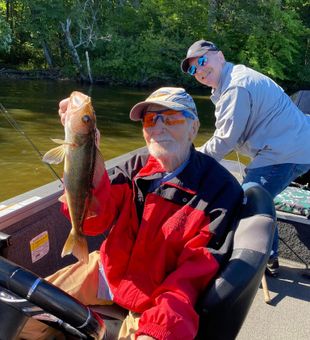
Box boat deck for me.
[237,258,310,340]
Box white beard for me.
[148,139,190,171]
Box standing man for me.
[181,39,310,276]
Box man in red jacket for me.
[20,87,243,340]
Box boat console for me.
[0,232,106,339]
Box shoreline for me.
[1,68,308,93]
[0,68,168,88]
[0,68,63,80]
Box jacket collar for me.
[211,62,234,104]
[135,146,200,195]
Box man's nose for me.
[154,115,165,125]
[152,115,166,130]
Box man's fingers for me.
[58,98,70,126]
[59,98,70,113]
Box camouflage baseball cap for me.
[129,87,198,121]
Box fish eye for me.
[82,115,91,123]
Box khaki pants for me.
[18,251,140,339]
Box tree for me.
[60,0,110,82]
[209,0,309,86]
[0,0,308,89]
[24,0,65,69]
[0,11,12,53]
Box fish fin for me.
[61,232,89,264]
[85,211,97,219]
[58,193,67,203]
[92,149,106,188]
[51,138,66,144]
[85,196,100,219]
[51,138,77,147]
[42,145,66,164]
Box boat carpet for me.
[274,186,310,266]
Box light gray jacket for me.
[200,62,310,169]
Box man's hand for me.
[137,336,156,340]
[58,98,70,126]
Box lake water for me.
[0,79,218,202]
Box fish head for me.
[66,91,96,135]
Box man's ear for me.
[218,51,226,64]
[189,120,200,141]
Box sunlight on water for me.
[0,79,247,202]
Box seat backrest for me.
[197,185,276,340]
[290,90,310,186]
[291,90,310,115]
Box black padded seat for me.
[197,184,275,339]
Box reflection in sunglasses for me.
[188,55,208,76]
[142,109,195,128]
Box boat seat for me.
[290,90,310,186]
[196,184,275,339]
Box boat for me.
[0,146,308,339]
[0,92,309,339]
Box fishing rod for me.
[0,103,63,183]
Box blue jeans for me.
[242,163,310,259]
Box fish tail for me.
[61,232,89,264]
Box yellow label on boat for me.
[30,231,49,263]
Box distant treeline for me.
[0,0,309,92]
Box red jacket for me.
[63,147,243,339]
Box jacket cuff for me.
[135,323,172,340]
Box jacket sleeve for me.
[136,227,220,340]
[199,86,251,161]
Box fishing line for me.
[0,103,63,183]
[235,151,245,179]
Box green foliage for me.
[210,1,304,76]
[0,13,12,53]
[8,38,44,68]
[0,0,309,89]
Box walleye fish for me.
[43,91,105,264]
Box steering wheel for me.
[0,255,106,339]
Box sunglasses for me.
[142,109,196,128]
[187,55,208,76]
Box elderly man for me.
[20,87,243,340]
[181,40,310,276]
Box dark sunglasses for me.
[187,55,208,76]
